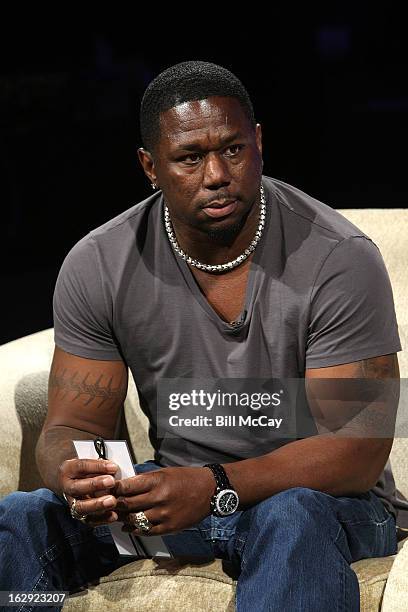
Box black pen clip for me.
[94,436,107,460]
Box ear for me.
[255,123,263,156]
[137,148,158,188]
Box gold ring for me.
[71,499,89,523]
[63,492,88,523]
[131,511,153,533]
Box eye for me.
[224,144,243,157]
[180,153,202,165]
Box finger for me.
[121,509,159,535]
[121,524,158,535]
[84,510,119,527]
[67,474,117,499]
[114,473,153,497]
[115,503,154,523]
[94,488,114,499]
[73,494,117,516]
[121,518,177,537]
[115,492,154,514]
[124,522,182,537]
[64,458,118,478]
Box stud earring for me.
[151,182,158,190]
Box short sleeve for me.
[53,236,123,360]
[305,236,401,368]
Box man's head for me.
[138,61,263,244]
[140,61,256,154]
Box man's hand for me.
[114,466,215,536]
[59,458,119,527]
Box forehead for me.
[158,96,251,148]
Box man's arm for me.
[221,353,400,508]
[112,353,400,536]
[35,345,128,496]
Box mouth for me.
[202,200,238,219]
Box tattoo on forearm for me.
[49,369,126,408]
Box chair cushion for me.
[63,540,408,612]
[63,558,237,612]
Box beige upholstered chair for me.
[0,209,407,611]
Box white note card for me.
[73,439,172,558]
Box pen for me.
[94,436,107,460]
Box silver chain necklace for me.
[164,184,266,273]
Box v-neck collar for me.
[160,180,271,335]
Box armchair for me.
[1,209,407,611]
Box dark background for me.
[1,8,407,345]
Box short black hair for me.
[140,60,256,153]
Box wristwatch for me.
[203,463,240,517]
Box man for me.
[0,61,404,611]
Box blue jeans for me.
[0,460,398,612]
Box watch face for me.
[216,489,239,516]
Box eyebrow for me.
[173,131,243,152]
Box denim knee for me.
[0,490,33,515]
[1,488,63,510]
[246,487,337,536]
[252,486,325,513]
[0,488,66,533]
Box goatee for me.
[206,217,247,244]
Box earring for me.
[151,182,157,190]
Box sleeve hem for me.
[54,338,123,362]
[305,342,402,369]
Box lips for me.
[204,199,235,209]
[202,200,238,218]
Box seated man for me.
[0,60,404,611]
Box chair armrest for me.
[0,329,55,498]
[382,537,408,611]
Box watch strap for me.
[203,463,234,491]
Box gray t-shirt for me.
[53,175,407,524]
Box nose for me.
[202,152,230,190]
